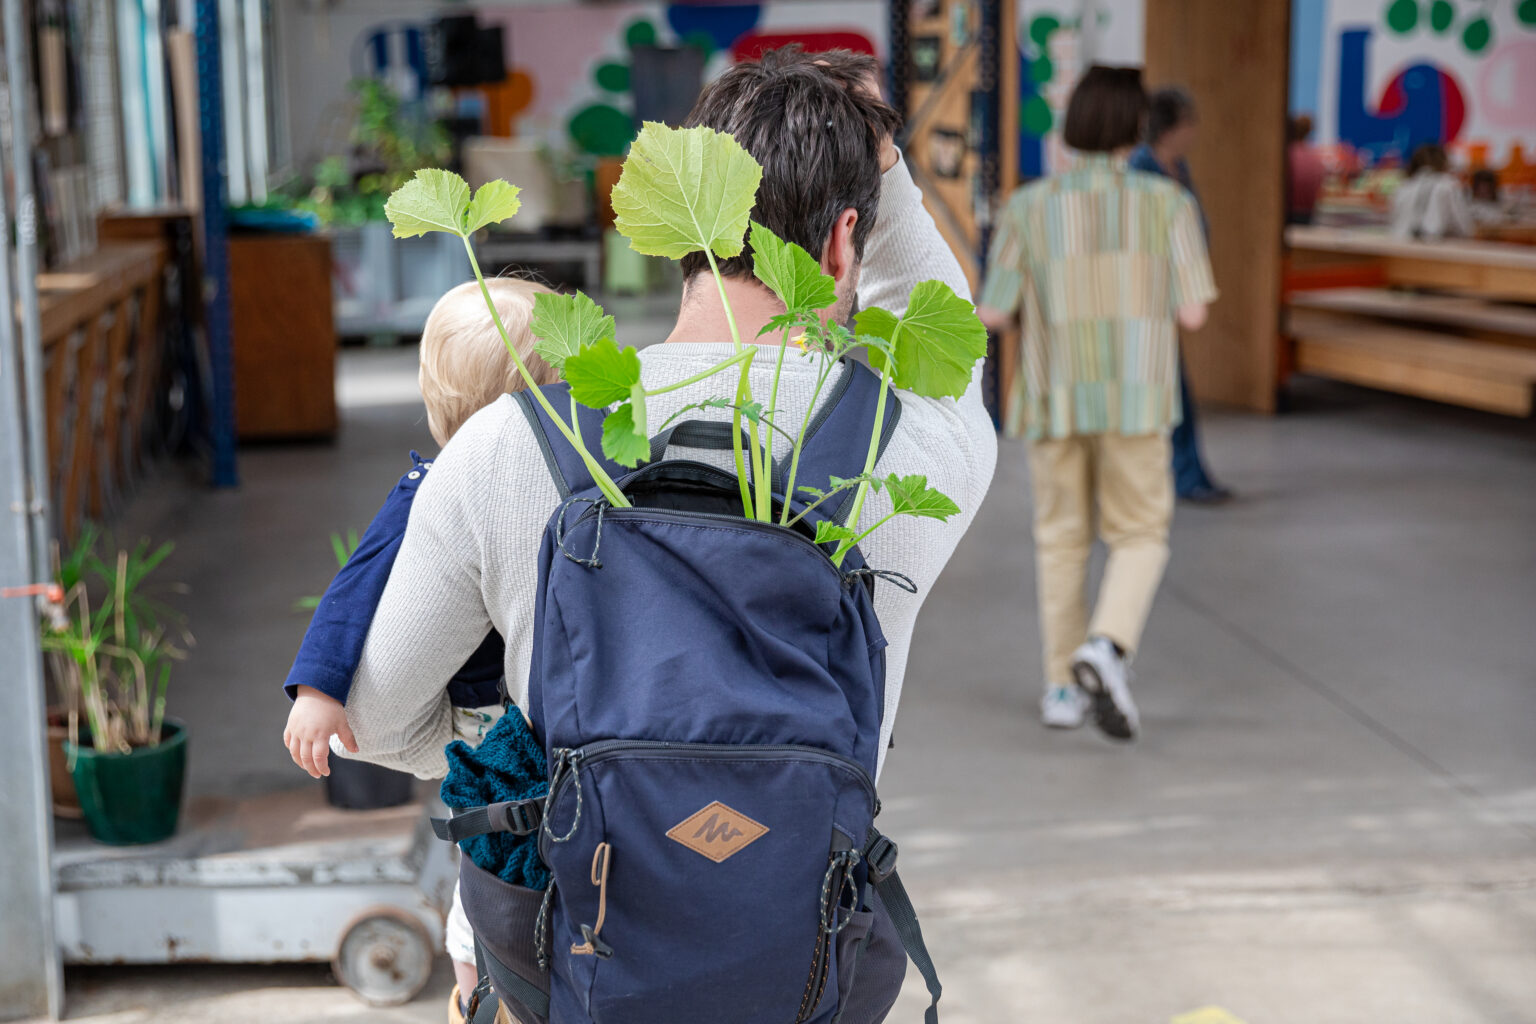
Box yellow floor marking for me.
[1171,1008,1249,1024]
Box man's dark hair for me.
[679,46,902,282]
[1062,65,1147,153]
[1145,86,1195,145]
[1288,113,1314,143]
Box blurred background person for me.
[1129,87,1232,505]
[1391,143,1474,240]
[1469,169,1509,225]
[1286,114,1327,226]
[978,66,1216,739]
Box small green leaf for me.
[815,521,858,545]
[749,221,837,314]
[611,122,763,260]
[830,473,882,493]
[758,311,812,338]
[737,400,764,423]
[464,180,523,234]
[531,292,615,369]
[601,403,650,468]
[884,474,960,520]
[798,485,827,499]
[384,169,471,238]
[564,337,642,408]
[856,281,987,399]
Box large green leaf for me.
[531,292,615,370]
[611,122,763,260]
[749,221,836,314]
[385,169,471,238]
[602,401,650,468]
[464,180,523,234]
[856,281,987,399]
[884,473,960,520]
[563,337,642,408]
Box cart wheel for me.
[333,907,435,1006]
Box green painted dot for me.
[1462,15,1492,51]
[568,104,634,157]
[1519,0,1536,26]
[1021,96,1053,136]
[624,19,657,49]
[683,30,715,55]
[1030,56,1054,84]
[594,61,630,93]
[1386,0,1419,33]
[1429,0,1454,30]
[1029,14,1060,48]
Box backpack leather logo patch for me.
[666,801,768,862]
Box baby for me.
[282,277,557,1022]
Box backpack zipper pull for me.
[570,842,615,959]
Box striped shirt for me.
[980,154,1217,440]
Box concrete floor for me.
[32,345,1536,1023]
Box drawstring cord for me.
[536,881,556,971]
[554,497,607,568]
[818,848,862,937]
[841,567,918,594]
[570,842,615,958]
[542,750,584,844]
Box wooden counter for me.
[1286,225,1536,302]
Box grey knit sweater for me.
[340,157,998,780]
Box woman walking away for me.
[1129,87,1232,505]
[1391,143,1474,241]
[978,66,1217,740]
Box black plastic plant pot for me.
[325,756,415,810]
[66,719,188,845]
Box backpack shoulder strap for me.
[865,828,941,1024]
[512,384,625,499]
[777,359,904,526]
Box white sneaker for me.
[1040,685,1090,729]
[1070,636,1140,741]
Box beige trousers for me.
[1027,433,1174,685]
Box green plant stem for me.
[782,476,869,529]
[703,249,756,519]
[756,329,794,521]
[643,348,756,396]
[836,325,902,565]
[461,236,630,508]
[779,349,839,525]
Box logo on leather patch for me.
[666,801,768,862]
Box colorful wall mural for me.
[1291,0,1536,181]
[1013,1,1142,179]
[285,2,885,167]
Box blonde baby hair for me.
[419,278,561,445]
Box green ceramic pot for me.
[66,719,188,845]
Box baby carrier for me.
[435,359,942,1024]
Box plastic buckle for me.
[865,833,898,885]
[491,799,544,836]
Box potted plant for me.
[42,527,193,845]
[275,78,466,335]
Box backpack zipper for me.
[573,504,850,583]
[540,740,878,857]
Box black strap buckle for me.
[864,831,898,885]
[490,799,544,836]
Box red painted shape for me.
[730,30,877,63]
[1440,73,1465,141]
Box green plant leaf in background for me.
[611,122,763,260]
[749,221,837,315]
[464,179,523,234]
[602,402,650,467]
[383,168,471,237]
[531,292,616,370]
[563,337,643,408]
[856,280,988,400]
[884,474,960,520]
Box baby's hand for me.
[283,686,358,778]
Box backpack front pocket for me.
[540,741,877,1024]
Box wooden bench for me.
[1286,289,1536,416]
[36,241,168,539]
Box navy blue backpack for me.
[438,360,942,1024]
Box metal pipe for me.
[4,0,57,580]
[0,34,62,1018]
